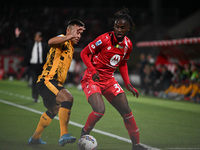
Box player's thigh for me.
[81,77,102,100]
[88,93,105,114]
[37,79,64,114]
[81,76,105,113]
[56,88,73,104]
[102,79,124,103]
[101,78,131,116]
[111,93,131,116]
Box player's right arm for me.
[80,34,105,82]
[48,34,74,47]
[81,45,100,82]
[48,26,85,47]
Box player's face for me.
[114,19,130,42]
[68,25,84,45]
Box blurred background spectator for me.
[14,28,49,102]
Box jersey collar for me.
[112,31,125,44]
[112,31,125,48]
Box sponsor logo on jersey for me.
[95,40,102,46]
[91,44,95,49]
[115,44,123,49]
[110,54,120,66]
[107,46,111,50]
[91,85,97,91]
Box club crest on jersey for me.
[115,44,123,49]
[110,54,120,66]
[95,40,102,46]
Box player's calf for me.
[83,111,104,134]
[123,112,139,144]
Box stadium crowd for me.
[0,6,110,55]
[1,6,200,104]
[139,53,200,104]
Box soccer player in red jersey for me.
[80,8,147,150]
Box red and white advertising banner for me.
[136,37,200,47]
[136,37,200,72]
[156,44,200,66]
[0,55,24,79]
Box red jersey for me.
[87,31,133,80]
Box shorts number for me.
[114,84,121,93]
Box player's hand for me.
[77,26,86,33]
[92,71,99,82]
[69,26,86,39]
[127,84,139,98]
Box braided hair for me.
[109,8,135,32]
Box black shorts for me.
[36,79,64,109]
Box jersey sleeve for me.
[123,38,133,60]
[80,45,97,75]
[119,38,133,88]
[124,47,132,61]
[57,34,64,37]
[88,34,105,54]
[54,34,67,49]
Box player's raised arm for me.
[48,35,72,47]
[48,26,85,47]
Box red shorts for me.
[81,73,124,103]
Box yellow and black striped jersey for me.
[37,35,74,85]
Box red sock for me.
[84,111,104,133]
[123,112,140,144]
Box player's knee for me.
[56,89,74,103]
[120,108,131,117]
[99,108,105,114]
[94,106,105,114]
[51,110,58,116]
[60,93,74,103]
[48,105,59,115]
[66,94,74,103]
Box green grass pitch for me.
[0,79,200,150]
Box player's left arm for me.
[119,40,139,98]
[119,60,139,98]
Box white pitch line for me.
[0,91,160,150]
[166,148,200,150]
[0,90,33,101]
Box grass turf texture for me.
[0,79,200,150]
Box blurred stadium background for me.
[1,1,200,78]
[1,0,200,101]
[1,0,200,149]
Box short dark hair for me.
[35,31,42,38]
[67,19,85,27]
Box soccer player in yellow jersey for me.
[28,19,85,146]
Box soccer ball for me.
[77,135,97,150]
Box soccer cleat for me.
[80,127,89,137]
[28,137,47,145]
[132,144,148,150]
[59,133,76,146]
